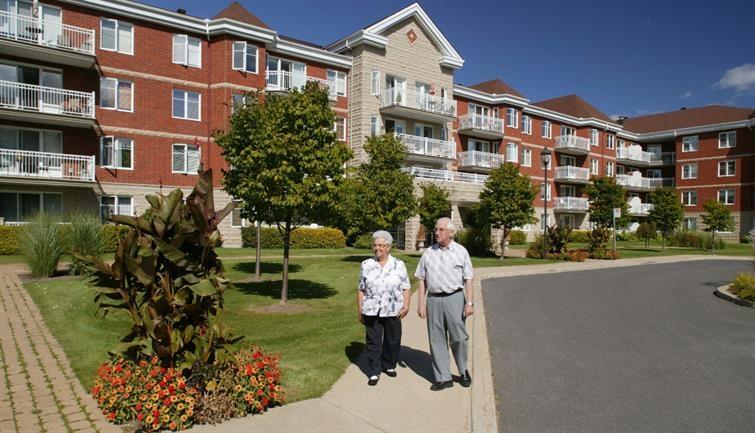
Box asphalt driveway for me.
[483,260,755,433]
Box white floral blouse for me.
[358,255,411,317]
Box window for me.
[719,131,736,148]
[506,108,518,128]
[231,93,246,113]
[681,191,697,206]
[681,163,698,179]
[172,144,200,174]
[521,115,532,134]
[334,117,346,141]
[371,70,380,95]
[0,192,61,223]
[172,89,201,120]
[718,189,735,205]
[682,136,699,152]
[172,35,201,67]
[541,120,551,138]
[560,125,575,136]
[521,148,532,167]
[618,139,625,148]
[540,182,551,200]
[590,158,599,175]
[606,134,615,149]
[100,196,132,221]
[606,161,614,177]
[718,160,735,177]
[370,115,380,136]
[231,41,258,73]
[683,217,697,231]
[100,18,133,54]
[327,70,347,97]
[100,137,133,169]
[230,201,249,228]
[506,143,518,163]
[590,129,599,146]
[100,78,133,111]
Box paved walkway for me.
[0,265,118,433]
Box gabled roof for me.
[532,94,615,124]
[327,3,464,69]
[213,2,270,30]
[467,79,524,98]
[621,105,755,134]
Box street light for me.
[541,147,552,259]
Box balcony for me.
[553,197,589,213]
[616,146,662,167]
[380,88,455,124]
[0,11,95,68]
[457,150,503,172]
[554,135,590,155]
[0,80,95,127]
[0,149,95,185]
[629,202,654,217]
[401,166,488,185]
[553,166,591,184]
[457,114,504,139]
[616,173,674,191]
[396,133,455,163]
[265,71,337,99]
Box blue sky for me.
[151,0,755,118]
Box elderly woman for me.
[357,230,411,386]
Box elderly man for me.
[416,217,474,391]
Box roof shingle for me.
[213,2,270,30]
[467,78,524,98]
[532,94,614,123]
[621,105,755,134]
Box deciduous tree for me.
[648,187,684,251]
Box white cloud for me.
[716,63,755,92]
[680,91,692,99]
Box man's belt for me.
[427,288,462,297]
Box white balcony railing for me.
[381,88,455,117]
[401,166,488,184]
[0,149,95,182]
[616,146,662,165]
[396,133,455,159]
[0,10,95,55]
[554,166,590,182]
[265,70,337,99]
[553,197,590,211]
[0,80,95,118]
[457,150,503,169]
[616,174,651,190]
[554,135,591,153]
[629,202,654,216]
[458,114,504,135]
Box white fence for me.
[0,80,95,118]
[0,148,95,181]
[616,146,662,165]
[554,166,590,182]
[400,166,488,184]
[554,135,591,153]
[553,197,589,211]
[397,133,455,159]
[458,114,504,134]
[265,71,337,99]
[0,10,94,55]
[457,150,503,169]
[381,88,455,117]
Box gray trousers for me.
[426,290,468,382]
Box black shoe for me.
[459,370,472,387]
[383,368,397,378]
[430,380,453,391]
[367,375,379,386]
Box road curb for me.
[714,284,754,307]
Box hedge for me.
[508,230,527,245]
[101,224,130,253]
[0,224,129,255]
[241,227,346,249]
[0,226,21,255]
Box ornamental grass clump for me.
[731,273,755,303]
[21,212,65,277]
[67,211,107,275]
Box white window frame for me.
[540,182,552,200]
[682,135,699,152]
[327,69,347,97]
[231,41,258,73]
[172,89,201,121]
[521,115,532,134]
[334,117,347,141]
[100,195,133,220]
[172,144,201,174]
[370,115,380,136]
[591,158,599,175]
[718,189,735,205]
[681,191,697,206]
[683,217,697,231]
[681,163,698,179]
[718,131,736,148]
[100,136,133,170]
[541,120,551,138]
[718,160,735,177]
[371,70,380,96]
[172,34,201,68]
[506,142,518,163]
[606,161,614,177]
[100,18,133,55]
[590,129,599,146]
[506,108,518,128]
[99,77,133,112]
[521,148,532,167]
[606,134,615,149]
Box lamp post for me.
[541,147,552,259]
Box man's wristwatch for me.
[467,301,474,307]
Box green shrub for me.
[616,230,635,241]
[546,225,571,254]
[636,222,657,248]
[570,230,590,243]
[457,228,490,256]
[587,227,611,257]
[241,227,346,249]
[101,224,129,253]
[0,226,21,255]
[67,212,107,275]
[526,235,545,259]
[669,231,701,248]
[353,233,373,249]
[731,273,755,302]
[698,232,726,250]
[21,213,65,277]
[508,230,527,245]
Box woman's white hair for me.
[372,230,393,245]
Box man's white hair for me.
[372,230,393,245]
[437,217,455,233]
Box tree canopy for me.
[649,187,684,251]
[586,176,629,229]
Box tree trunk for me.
[499,227,507,260]
[712,230,716,254]
[662,234,665,252]
[255,220,261,280]
[281,221,291,305]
